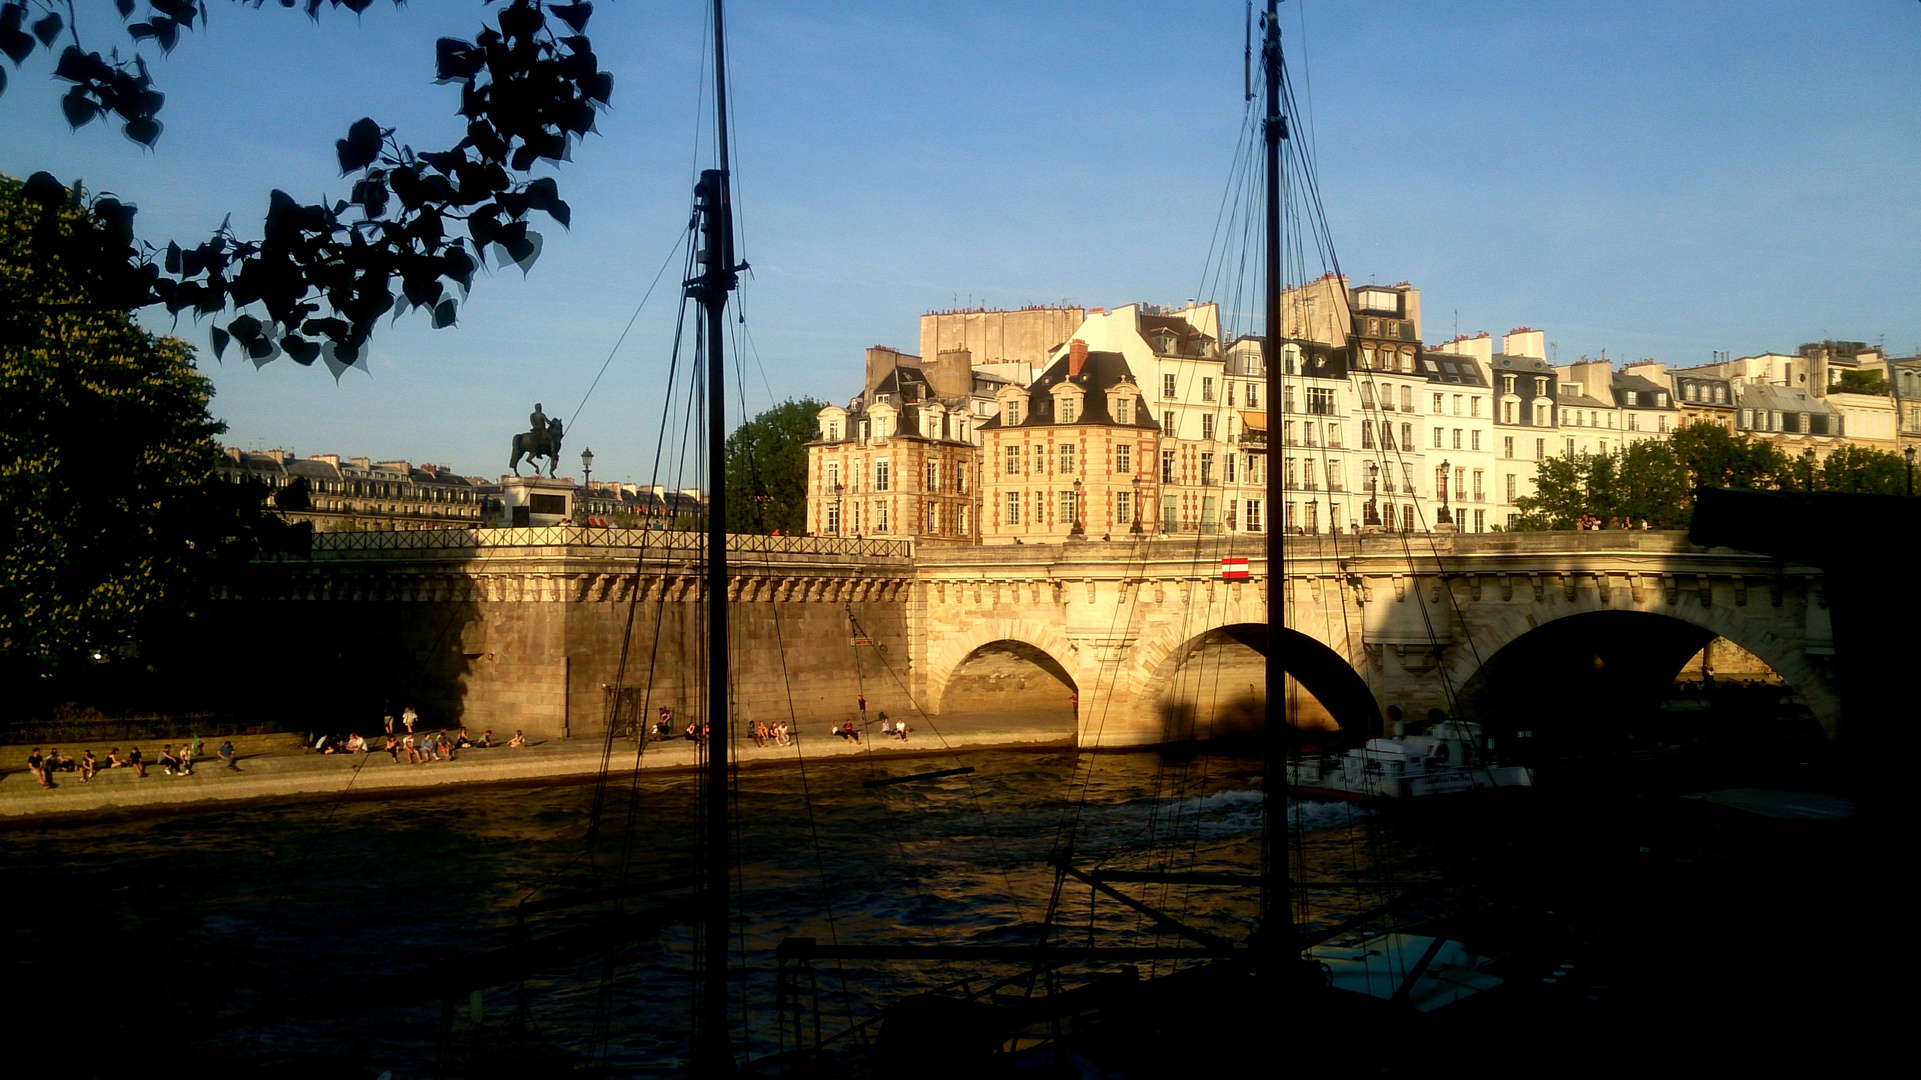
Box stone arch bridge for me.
[217,529,1833,746]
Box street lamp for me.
[1906,445,1915,496]
[1069,477,1086,539]
[1436,457,1453,525]
[1801,448,1817,492]
[580,447,594,487]
[1365,461,1380,526]
[1130,474,1144,536]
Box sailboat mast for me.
[697,0,739,1070]
[1259,0,1294,950]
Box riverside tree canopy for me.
[724,399,826,536]
[0,172,306,677]
[0,1,611,375]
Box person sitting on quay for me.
[177,742,194,775]
[455,728,473,750]
[159,746,182,776]
[509,730,527,748]
[78,750,97,782]
[44,747,70,773]
[836,721,860,743]
[218,740,238,770]
[880,718,895,739]
[479,729,495,749]
[106,748,124,769]
[384,734,400,763]
[439,732,456,762]
[684,720,700,742]
[403,733,421,764]
[26,749,50,788]
[128,747,147,778]
[346,733,366,754]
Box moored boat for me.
[1286,721,1533,800]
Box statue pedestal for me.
[497,475,577,527]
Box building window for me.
[1433,427,1444,448]
[1163,411,1177,437]
[875,459,891,491]
[1005,491,1021,525]
[1162,373,1178,399]
[1060,397,1077,423]
[1565,438,1576,458]
[1361,383,1376,409]
[1034,444,1047,473]
[1533,403,1548,426]
[1472,469,1483,501]
[1658,414,1670,433]
[1246,498,1263,533]
[1202,414,1216,440]
[926,461,940,491]
[1362,420,1376,449]
[1534,438,1545,460]
[1502,435,1514,458]
[1224,453,1237,484]
[826,502,841,533]
[1284,458,1297,489]
[1400,423,1413,450]
[1284,420,1296,446]
[1627,413,1639,431]
[1114,398,1131,425]
[1453,429,1463,450]
[1434,466,1448,496]
[1006,445,1021,474]
[1201,452,1215,485]
[1432,393,1444,413]
[1399,386,1413,410]
[876,501,890,533]
[1471,397,1481,417]
[958,505,969,535]
[1162,449,1177,484]
[1382,424,1396,450]
[1327,460,1343,491]
[1116,443,1132,473]
[1201,377,1215,402]
[1006,400,1021,425]
[1060,489,1078,527]
[1059,443,1077,474]
[1402,463,1415,494]
[826,462,841,491]
[1473,508,1485,532]
[1247,383,1260,409]
[1308,387,1336,415]
[1502,400,1515,424]
[1505,473,1517,501]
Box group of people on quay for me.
[22,739,240,787]
[1577,514,1654,530]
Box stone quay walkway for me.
[0,718,1076,820]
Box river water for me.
[0,748,1410,1077]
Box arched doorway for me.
[1152,624,1382,743]
[939,639,1079,734]
[1455,610,1825,766]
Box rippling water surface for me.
[2,749,1400,1076]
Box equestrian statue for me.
[511,402,565,477]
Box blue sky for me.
[3,1,1917,485]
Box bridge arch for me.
[923,621,1081,718]
[1444,601,1838,746]
[1135,622,1383,743]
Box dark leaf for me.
[52,47,92,83]
[434,37,482,84]
[209,325,230,360]
[431,298,457,328]
[116,0,135,19]
[227,314,263,343]
[127,22,154,43]
[165,241,182,275]
[1,27,34,66]
[61,87,98,129]
[444,246,476,293]
[283,334,320,365]
[336,116,383,175]
[551,2,593,34]
[30,10,59,48]
[123,115,162,147]
[151,15,178,53]
[548,199,570,229]
[0,64,7,98]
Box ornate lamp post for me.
[1130,474,1144,536]
[1802,447,1817,492]
[1436,457,1453,525]
[578,447,595,524]
[1069,477,1086,539]
[1365,461,1380,526]
[1906,445,1915,496]
[580,447,594,487]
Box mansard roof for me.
[978,350,1160,432]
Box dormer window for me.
[1060,397,1077,423]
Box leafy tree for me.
[1816,443,1908,494]
[1669,421,1790,493]
[0,1,610,373]
[0,172,294,678]
[1514,423,1795,531]
[724,399,825,535]
[1833,370,1888,395]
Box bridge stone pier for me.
[911,532,1838,747]
[215,529,1835,748]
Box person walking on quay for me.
[857,694,868,726]
[383,712,395,736]
[218,741,238,770]
[402,705,418,735]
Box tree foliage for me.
[0,1,611,374]
[724,399,825,535]
[1815,442,1909,494]
[1514,423,1792,530]
[0,172,298,677]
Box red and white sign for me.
[1220,557,1250,580]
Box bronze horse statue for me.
[511,417,564,477]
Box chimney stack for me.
[1068,339,1088,377]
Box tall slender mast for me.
[694,0,740,1071]
[1259,0,1294,954]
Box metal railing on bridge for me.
[308,526,914,560]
